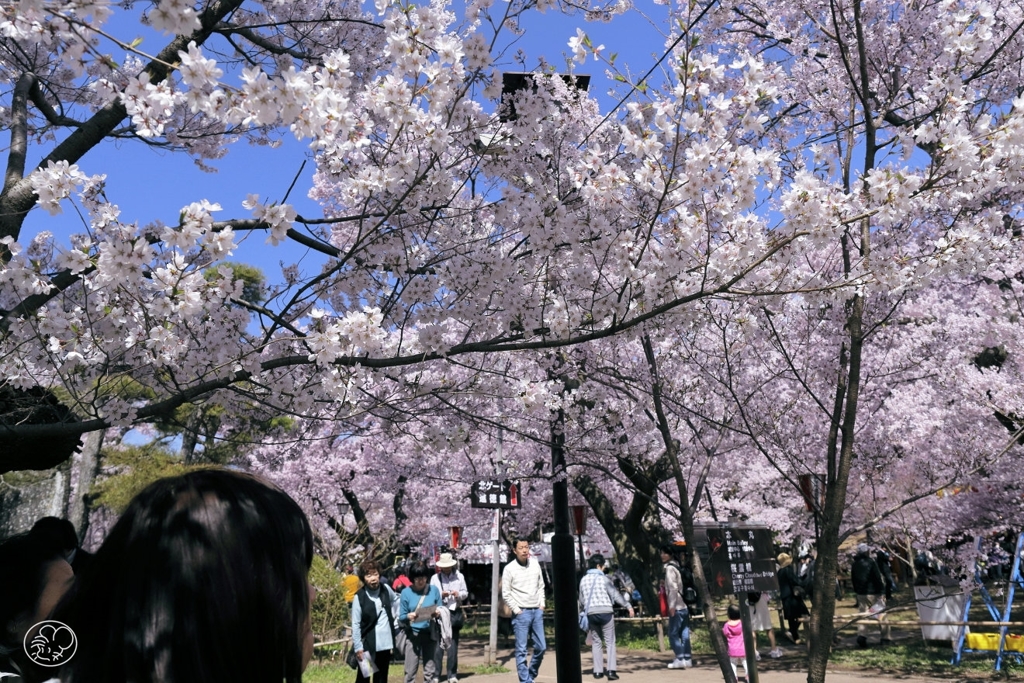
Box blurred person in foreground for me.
[27,518,92,574]
[0,531,75,682]
[54,469,316,683]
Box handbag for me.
[497,571,515,618]
[346,647,359,670]
[394,592,427,657]
[658,584,669,617]
[578,573,600,632]
[393,628,408,659]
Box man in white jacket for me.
[502,538,546,683]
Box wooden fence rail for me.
[314,607,1024,659]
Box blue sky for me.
[22,1,670,283]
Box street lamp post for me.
[551,379,582,683]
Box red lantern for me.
[569,505,587,536]
[449,525,462,549]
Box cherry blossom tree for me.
[2,0,855,473]
[647,0,1024,675]
[1,0,1023,677]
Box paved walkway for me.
[450,638,947,683]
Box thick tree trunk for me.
[574,473,664,614]
[66,429,103,540]
[181,410,202,463]
[806,291,866,683]
[643,335,736,681]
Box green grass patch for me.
[303,660,404,682]
[466,663,512,674]
[828,639,1024,678]
[604,618,717,652]
[303,658,507,683]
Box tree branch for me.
[0,0,247,243]
[29,80,86,128]
[5,73,35,190]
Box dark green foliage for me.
[308,555,350,642]
[90,442,215,512]
[203,261,267,304]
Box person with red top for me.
[392,562,413,592]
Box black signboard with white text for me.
[705,527,779,596]
[470,479,522,509]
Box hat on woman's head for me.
[777,552,793,568]
[436,552,458,569]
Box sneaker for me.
[682,659,693,668]
[449,678,459,683]
[769,648,783,658]
[667,659,687,669]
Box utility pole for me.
[551,374,582,683]
[488,429,504,665]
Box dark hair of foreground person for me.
[55,469,314,683]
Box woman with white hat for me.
[430,553,468,683]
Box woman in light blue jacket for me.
[352,559,399,683]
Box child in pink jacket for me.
[722,604,747,681]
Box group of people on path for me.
[2,473,904,683]
[351,552,469,683]
[576,542,785,681]
[777,543,893,648]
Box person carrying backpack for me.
[660,544,693,669]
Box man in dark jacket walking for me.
[851,544,891,648]
[876,549,896,599]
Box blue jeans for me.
[668,608,691,660]
[512,608,546,683]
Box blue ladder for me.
[951,533,1024,670]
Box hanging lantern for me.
[569,505,587,536]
